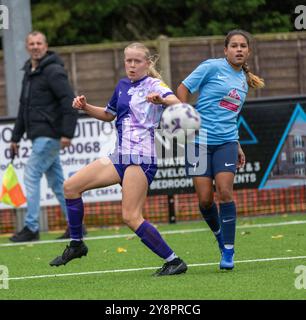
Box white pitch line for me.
[0,219,305,248]
[7,255,306,281]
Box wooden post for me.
[297,39,304,95]
[253,40,261,98]
[70,52,79,96]
[113,48,120,85]
[157,35,172,87]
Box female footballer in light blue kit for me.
[177,30,264,270]
[49,42,188,276]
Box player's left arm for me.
[146,93,180,106]
[237,141,246,168]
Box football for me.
[160,103,201,143]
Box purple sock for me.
[66,198,84,240]
[135,221,174,259]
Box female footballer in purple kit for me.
[177,30,264,270]
[49,43,188,276]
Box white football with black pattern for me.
[160,103,201,142]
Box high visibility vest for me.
[0,164,26,207]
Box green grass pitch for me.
[0,213,306,300]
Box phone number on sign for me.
[3,141,102,160]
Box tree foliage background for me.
[28,0,303,46]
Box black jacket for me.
[12,51,78,142]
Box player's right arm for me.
[176,83,190,103]
[177,60,215,103]
[72,95,116,122]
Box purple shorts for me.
[109,153,158,185]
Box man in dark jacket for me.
[9,31,80,242]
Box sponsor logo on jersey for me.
[219,89,241,112]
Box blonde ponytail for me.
[147,54,162,80]
[242,62,265,89]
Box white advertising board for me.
[0,117,122,209]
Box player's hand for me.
[72,95,87,110]
[237,144,246,169]
[146,93,165,105]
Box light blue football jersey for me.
[182,58,249,145]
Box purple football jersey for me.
[105,76,173,158]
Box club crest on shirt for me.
[219,89,241,112]
[138,89,145,97]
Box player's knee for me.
[122,217,138,230]
[218,189,233,202]
[122,210,141,229]
[63,180,78,198]
[122,217,131,227]
[122,214,134,226]
[199,200,214,210]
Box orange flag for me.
[0,164,26,207]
